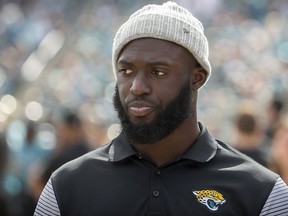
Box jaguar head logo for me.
[193,189,226,211]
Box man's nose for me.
[130,72,151,96]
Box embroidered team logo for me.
[193,189,226,212]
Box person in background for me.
[0,133,10,216]
[265,98,285,139]
[34,2,288,215]
[233,111,271,167]
[31,110,91,207]
[14,121,49,216]
[270,113,288,184]
[3,120,50,216]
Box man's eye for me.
[152,70,166,76]
[119,68,133,75]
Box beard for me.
[113,81,193,145]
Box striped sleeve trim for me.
[260,177,288,216]
[34,179,60,216]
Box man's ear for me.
[190,67,208,90]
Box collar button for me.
[154,169,161,175]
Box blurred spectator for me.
[270,113,288,184]
[0,133,10,216]
[30,110,92,204]
[14,121,49,184]
[233,111,271,167]
[42,111,91,183]
[4,120,50,216]
[265,98,285,139]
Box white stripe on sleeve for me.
[260,177,288,216]
[34,178,60,216]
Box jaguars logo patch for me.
[193,189,226,211]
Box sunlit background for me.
[1,0,288,148]
[0,0,288,215]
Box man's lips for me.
[128,101,154,117]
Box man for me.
[34,2,288,215]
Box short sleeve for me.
[34,179,60,216]
[260,177,288,216]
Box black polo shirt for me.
[51,123,278,216]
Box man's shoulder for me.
[51,142,112,178]
[215,139,278,181]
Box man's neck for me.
[133,119,200,166]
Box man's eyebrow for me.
[148,61,169,66]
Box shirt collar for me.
[181,122,217,162]
[108,132,137,162]
[109,122,217,163]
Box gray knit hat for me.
[112,1,211,79]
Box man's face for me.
[113,38,198,145]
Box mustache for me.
[128,99,154,108]
[125,95,156,109]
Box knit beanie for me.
[112,1,211,79]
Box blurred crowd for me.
[0,0,287,215]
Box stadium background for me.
[0,0,287,151]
